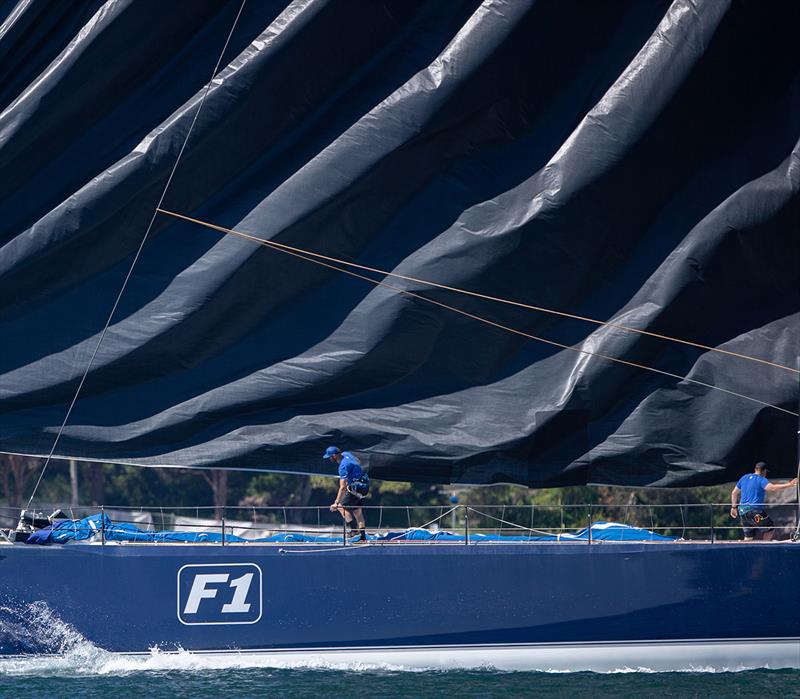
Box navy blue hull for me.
[0,543,798,655]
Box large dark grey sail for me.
[0,0,797,486]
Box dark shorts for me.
[740,509,773,538]
[340,490,365,509]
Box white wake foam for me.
[0,601,765,676]
[0,646,437,677]
[0,604,431,676]
[0,650,757,677]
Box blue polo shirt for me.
[338,451,365,484]
[737,473,769,512]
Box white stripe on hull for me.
[118,639,800,672]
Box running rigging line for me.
[156,209,798,418]
[25,0,249,510]
[156,209,797,375]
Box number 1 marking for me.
[221,573,253,613]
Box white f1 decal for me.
[177,564,262,625]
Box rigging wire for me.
[155,209,798,418]
[156,209,798,375]
[24,0,249,511]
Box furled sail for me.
[0,0,797,486]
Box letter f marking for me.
[184,573,229,614]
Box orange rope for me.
[157,209,797,375]
[156,209,798,417]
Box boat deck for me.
[3,502,798,546]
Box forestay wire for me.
[25,0,249,511]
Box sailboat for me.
[1,0,798,670]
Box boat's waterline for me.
[122,639,800,672]
[2,639,798,674]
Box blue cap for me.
[323,446,340,459]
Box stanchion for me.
[710,507,715,544]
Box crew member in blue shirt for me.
[730,462,797,540]
[323,446,369,542]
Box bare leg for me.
[350,507,367,541]
[336,504,353,527]
[352,507,365,530]
[740,520,752,541]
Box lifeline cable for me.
[463,506,554,538]
[157,210,798,418]
[24,0,249,511]
[156,209,797,375]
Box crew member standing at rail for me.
[730,462,797,541]
[324,446,369,542]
